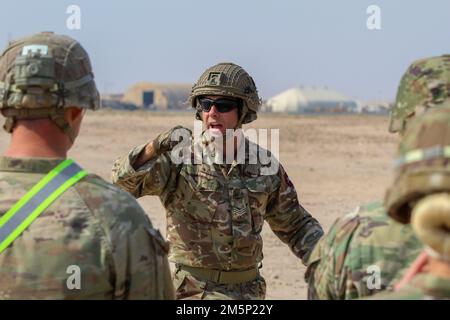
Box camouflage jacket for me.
[0,157,174,300]
[306,201,422,300]
[111,137,323,271]
[367,273,450,300]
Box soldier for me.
[111,62,324,300]
[0,32,174,299]
[371,108,450,299]
[306,55,450,299]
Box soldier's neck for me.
[4,122,70,159]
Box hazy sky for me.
[1,0,449,101]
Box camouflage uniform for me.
[367,274,450,300]
[0,32,174,299]
[112,136,322,299]
[112,62,324,300]
[306,202,422,299]
[306,55,450,300]
[0,157,174,299]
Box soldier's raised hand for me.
[153,126,192,155]
[133,126,192,169]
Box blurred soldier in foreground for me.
[371,108,450,299]
[112,62,324,300]
[306,55,450,299]
[0,32,174,299]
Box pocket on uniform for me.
[173,269,205,300]
[239,273,267,300]
[244,175,280,233]
[179,166,221,223]
[244,175,280,194]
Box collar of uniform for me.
[195,131,248,161]
[0,156,66,174]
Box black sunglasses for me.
[197,97,240,113]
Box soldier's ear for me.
[64,107,85,124]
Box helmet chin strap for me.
[50,112,76,143]
[236,103,249,129]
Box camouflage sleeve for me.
[111,143,177,198]
[70,176,175,299]
[304,214,358,300]
[264,165,324,265]
[305,202,422,300]
[92,185,175,299]
[111,215,175,300]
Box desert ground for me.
[0,111,398,299]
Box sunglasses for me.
[197,97,240,113]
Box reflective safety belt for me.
[0,159,87,253]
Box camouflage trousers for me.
[173,268,266,300]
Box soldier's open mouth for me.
[209,124,223,130]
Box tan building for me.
[121,82,192,110]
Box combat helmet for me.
[0,31,100,141]
[389,55,450,133]
[385,108,450,224]
[189,62,261,127]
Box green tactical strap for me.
[0,159,87,253]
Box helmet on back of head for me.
[385,108,450,224]
[389,55,450,134]
[0,31,100,140]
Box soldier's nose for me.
[209,105,219,117]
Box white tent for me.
[267,86,357,113]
